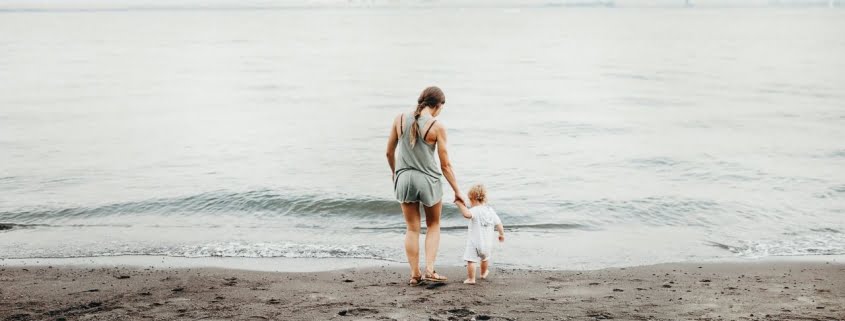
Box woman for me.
[386,86,467,285]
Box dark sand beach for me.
[1,260,842,321]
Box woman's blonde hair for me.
[467,184,487,203]
[409,86,446,148]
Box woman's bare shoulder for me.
[431,118,447,131]
[392,113,406,128]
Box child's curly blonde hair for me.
[467,184,487,203]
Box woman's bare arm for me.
[434,123,466,203]
[385,114,402,178]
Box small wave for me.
[0,190,408,223]
[1,221,590,233]
[828,149,845,158]
[628,157,682,168]
[707,241,845,257]
[555,197,725,227]
[706,229,845,257]
[0,223,47,231]
[506,223,589,230]
[705,241,734,251]
[0,241,399,261]
[354,223,589,232]
[172,242,395,260]
[0,222,141,231]
[814,184,845,199]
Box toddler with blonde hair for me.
[455,184,505,284]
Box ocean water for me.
[1,6,843,270]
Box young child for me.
[455,184,505,284]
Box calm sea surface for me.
[1,7,843,269]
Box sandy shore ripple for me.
[1,261,842,320]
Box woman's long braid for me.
[409,86,445,149]
[409,102,426,148]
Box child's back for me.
[464,205,501,262]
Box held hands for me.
[454,194,473,219]
[453,192,468,206]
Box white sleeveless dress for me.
[462,205,502,263]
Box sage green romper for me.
[394,112,443,207]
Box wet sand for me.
[1,261,842,321]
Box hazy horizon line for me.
[0,0,842,12]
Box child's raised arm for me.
[455,200,473,219]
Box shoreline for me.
[0,256,405,273]
[1,259,842,320]
[2,254,844,273]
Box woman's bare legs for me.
[422,201,443,276]
[401,202,422,280]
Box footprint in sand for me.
[587,311,613,320]
[338,307,379,316]
[445,308,475,317]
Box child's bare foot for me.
[463,279,476,284]
[480,270,490,279]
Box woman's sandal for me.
[423,271,448,282]
[409,275,423,286]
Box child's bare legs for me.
[480,260,490,279]
[464,261,476,284]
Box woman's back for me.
[394,111,441,179]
